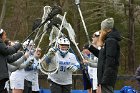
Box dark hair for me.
[4,39,10,46]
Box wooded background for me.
[1,0,140,90]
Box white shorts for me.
[10,69,25,89]
[10,78,24,89]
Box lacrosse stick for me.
[54,12,67,48]
[56,14,84,59]
[22,5,62,43]
[75,0,91,44]
[39,12,67,75]
[57,14,75,40]
[39,54,59,75]
[68,31,91,82]
[35,16,62,48]
[34,6,51,42]
[61,13,92,82]
[35,16,62,46]
[35,6,52,48]
[72,40,84,59]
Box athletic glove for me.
[48,47,57,53]
[24,58,34,71]
[67,65,78,72]
[24,56,34,66]
[47,47,57,58]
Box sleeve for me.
[24,57,34,71]
[7,64,19,72]
[19,58,35,70]
[9,55,26,66]
[87,54,98,67]
[87,62,97,68]
[70,54,80,69]
[88,45,99,57]
[0,43,22,56]
[7,51,24,64]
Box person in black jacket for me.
[0,29,22,93]
[87,18,121,93]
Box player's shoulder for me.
[68,52,76,57]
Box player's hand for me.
[24,51,30,59]
[47,47,57,57]
[48,47,57,53]
[26,56,34,66]
[82,59,89,64]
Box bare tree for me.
[128,0,135,74]
[0,0,6,28]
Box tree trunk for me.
[128,0,135,74]
[0,0,6,28]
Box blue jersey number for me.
[60,66,66,72]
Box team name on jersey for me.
[59,61,70,65]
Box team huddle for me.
[0,5,121,93]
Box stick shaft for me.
[77,5,90,44]
[74,42,84,59]
[54,12,67,48]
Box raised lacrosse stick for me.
[75,0,90,44]
[34,6,51,42]
[35,6,52,48]
[56,14,84,59]
[54,12,67,48]
[22,6,62,43]
[55,15,90,81]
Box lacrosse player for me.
[9,40,35,93]
[24,48,41,93]
[82,31,101,93]
[0,29,22,93]
[45,37,80,93]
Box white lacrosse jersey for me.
[24,57,40,91]
[48,51,79,85]
[88,55,98,90]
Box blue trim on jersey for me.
[45,56,51,64]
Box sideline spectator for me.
[0,29,22,93]
[87,18,121,93]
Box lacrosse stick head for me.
[47,16,62,30]
[42,6,52,22]
[75,0,80,5]
[22,39,35,55]
[39,55,59,75]
[32,18,42,31]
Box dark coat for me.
[0,38,22,80]
[88,28,121,87]
[7,51,23,64]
